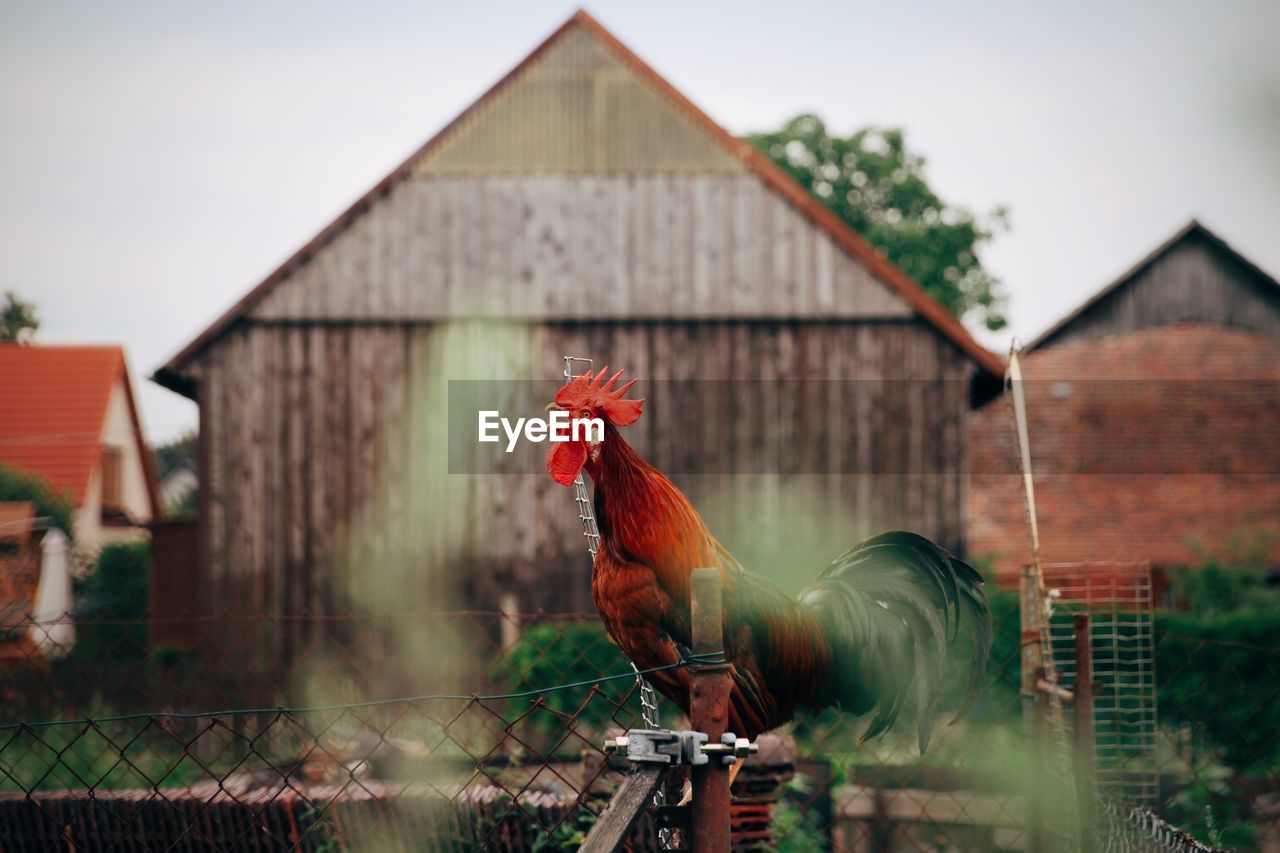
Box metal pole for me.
[690,567,732,853]
[1073,613,1097,852]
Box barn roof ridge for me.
[154,8,1003,396]
[1027,219,1280,351]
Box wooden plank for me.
[194,316,976,619]
[260,328,281,622]
[243,175,925,324]
[284,327,306,635]
[247,327,266,614]
[200,350,224,616]
[381,327,409,595]
[729,177,758,316]
[579,766,667,853]
[405,327,432,606]
[317,326,341,617]
[223,330,247,607]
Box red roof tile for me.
[0,345,126,505]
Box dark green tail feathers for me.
[799,531,993,752]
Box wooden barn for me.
[154,11,1002,620]
[1029,219,1280,349]
[970,221,1280,584]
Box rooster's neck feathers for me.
[587,427,712,588]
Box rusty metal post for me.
[1073,613,1097,852]
[690,567,732,853]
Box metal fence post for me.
[1073,613,1097,852]
[690,567,733,853]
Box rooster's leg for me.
[677,757,746,806]
[728,756,745,791]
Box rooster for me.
[547,367,992,760]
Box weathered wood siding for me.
[412,25,746,175]
[249,175,913,322]
[1036,229,1280,349]
[188,320,971,617]
[172,15,988,627]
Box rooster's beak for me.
[545,402,559,412]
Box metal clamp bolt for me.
[700,733,758,765]
[603,729,756,767]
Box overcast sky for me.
[3,0,1277,444]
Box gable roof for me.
[0,345,161,514]
[1028,219,1280,351]
[154,9,1002,397]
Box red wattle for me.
[547,440,588,486]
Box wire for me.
[0,650,728,731]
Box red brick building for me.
[969,222,1280,584]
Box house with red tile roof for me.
[0,345,160,552]
[969,222,1280,585]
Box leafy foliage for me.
[747,116,1009,330]
[531,803,597,852]
[0,462,74,535]
[774,785,830,852]
[1163,763,1257,849]
[492,620,634,746]
[1170,529,1277,616]
[1155,608,1280,772]
[72,541,151,665]
[152,431,198,516]
[0,291,38,343]
[167,487,197,517]
[152,431,197,479]
[976,589,1021,720]
[0,723,218,793]
[1157,540,1280,775]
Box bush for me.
[0,462,74,536]
[1155,608,1280,772]
[491,620,634,746]
[975,589,1021,721]
[72,541,151,664]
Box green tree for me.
[0,291,39,342]
[72,541,151,664]
[152,431,197,479]
[152,431,198,516]
[0,462,74,535]
[747,116,1009,330]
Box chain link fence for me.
[2,602,1278,850]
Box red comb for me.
[555,365,644,426]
